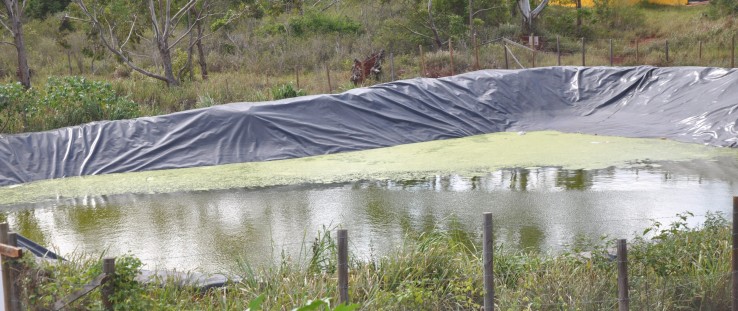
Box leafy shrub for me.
[271,83,306,99]
[34,76,139,130]
[288,13,361,36]
[709,0,738,17]
[0,82,37,132]
[0,77,140,133]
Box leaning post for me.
[581,37,586,66]
[483,213,494,311]
[0,223,9,311]
[338,229,349,305]
[732,196,738,311]
[618,239,630,311]
[102,257,116,311]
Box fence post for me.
[617,239,629,311]
[732,196,738,311]
[102,257,116,311]
[636,39,639,64]
[295,66,300,89]
[390,52,395,81]
[699,40,703,64]
[730,35,735,68]
[610,39,614,66]
[419,45,426,77]
[8,233,20,311]
[483,213,494,311]
[337,229,349,305]
[557,36,561,66]
[530,33,536,68]
[449,38,455,76]
[503,42,509,69]
[326,64,332,93]
[665,40,669,63]
[0,223,10,311]
[581,37,586,66]
[474,34,480,70]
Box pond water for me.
[1,132,737,274]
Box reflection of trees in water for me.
[12,210,47,246]
[555,169,593,190]
[509,168,530,191]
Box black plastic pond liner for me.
[1,66,737,186]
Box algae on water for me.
[1,131,734,205]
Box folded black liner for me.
[1,66,736,186]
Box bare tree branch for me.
[120,15,137,49]
[0,16,13,34]
[400,24,434,40]
[0,40,16,46]
[168,18,200,50]
[76,0,169,83]
[472,6,505,17]
[149,0,161,38]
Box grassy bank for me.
[14,213,731,310]
[1,3,737,134]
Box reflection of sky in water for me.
[1,164,737,274]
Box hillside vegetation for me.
[0,0,737,133]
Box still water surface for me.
[2,162,737,274]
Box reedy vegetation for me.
[14,213,733,310]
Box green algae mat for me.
[1,131,734,205]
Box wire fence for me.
[82,203,734,309]
[337,34,738,87]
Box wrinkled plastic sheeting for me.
[1,66,737,186]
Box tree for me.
[1,0,31,88]
[400,0,505,51]
[518,0,549,35]
[74,0,204,87]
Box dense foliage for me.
[0,77,138,132]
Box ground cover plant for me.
[12,212,732,310]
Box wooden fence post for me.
[337,229,349,305]
[610,39,614,66]
[102,258,115,311]
[503,42,509,69]
[618,239,629,311]
[474,33,480,70]
[8,233,20,311]
[636,39,639,64]
[581,37,586,66]
[1,223,10,311]
[419,45,426,77]
[295,66,300,89]
[732,196,738,311]
[530,34,536,68]
[483,213,494,311]
[449,38,455,76]
[557,36,561,66]
[730,35,735,68]
[326,64,332,93]
[390,52,395,81]
[665,40,669,63]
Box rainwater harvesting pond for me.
[1,131,737,274]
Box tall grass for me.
[14,213,732,310]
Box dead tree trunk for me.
[427,0,443,50]
[2,0,31,89]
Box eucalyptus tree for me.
[74,0,204,87]
[1,0,31,88]
[518,0,548,34]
